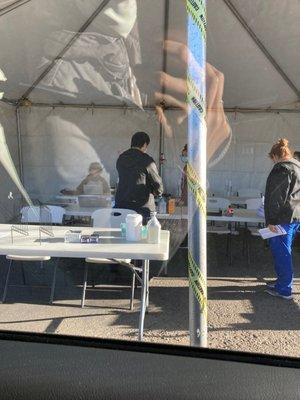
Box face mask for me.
[180,155,188,164]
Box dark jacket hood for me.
[273,158,300,172]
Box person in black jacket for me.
[264,138,300,300]
[115,131,163,224]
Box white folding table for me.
[64,206,99,217]
[0,224,170,340]
[158,208,265,224]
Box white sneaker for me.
[265,288,293,300]
[266,281,276,289]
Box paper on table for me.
[259,225,286,240]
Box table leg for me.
[49,259,58,304]
[146,260,150,309]
[138,260,149,341]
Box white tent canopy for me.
[0,0,300,216]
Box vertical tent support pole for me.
[16,106,24,184]
[187,0,207,347]
[158,0,170,177]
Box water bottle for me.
[147,212,161,244]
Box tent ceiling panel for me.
[0,0,17,7]
[0,0,102,100]
[230,0,300,97]
[0,0,298,109]
[166,1,187,87]
[28,0,165,106]
[0,0,26,13]
[126,0,165,107]
[206,0,297,108]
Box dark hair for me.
[294,151,300,161]
[268,138,292,159]
[131,131,150,148]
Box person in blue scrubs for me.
[264,138,300,300]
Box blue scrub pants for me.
[269,223,300,296]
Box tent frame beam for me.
[15,106,24,183]
[0,0,32,18]
[18,0,112,103]
[3,99,300,113]
[223,0,300,99]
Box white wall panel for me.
[20,107,160,201]
[209,112,300,195]
[0,103,20,221]
[18,107,300,202]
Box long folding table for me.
[0,224,170,341]
[158,208,265,224]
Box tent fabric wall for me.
[11,107,300,204]
[0,103,20,221]
[8,94,300,206]
[20,107,160,202]
[0,0,300,212]
[209,112,300,195]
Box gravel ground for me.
[0,233,299,358]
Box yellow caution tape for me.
[186,0,207,42]
[188,250,207,317]
[187,74,206,118]
[186,162,206,215]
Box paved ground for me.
[0,233,299,358]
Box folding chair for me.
[207,197,239,265]
[2,205,65,303]
[83,208,141,310]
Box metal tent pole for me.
[15,106,24,183]
[187,0,207,347]
[158,0,170,177]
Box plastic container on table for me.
[126,214,143,242]
[167,198,176,214]
[157,196,167,214]
[147,212,161,244]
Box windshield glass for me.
[0,0,299,358]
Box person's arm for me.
[147,160,163,196]
[264,167,292,225]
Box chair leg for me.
[226,234,229,256]
[246,232,251,265]
[49,259,58,304]
[129,271,136,311]
[242,230,246,255]
[163,261,168,276]
[91,266,95,288]
[21,261,26,285]
[2,260,13,303]
[227,234,232,265]
[81,263,89,308]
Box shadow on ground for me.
[0,233,299,346]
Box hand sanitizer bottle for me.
[147,212,161,244]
